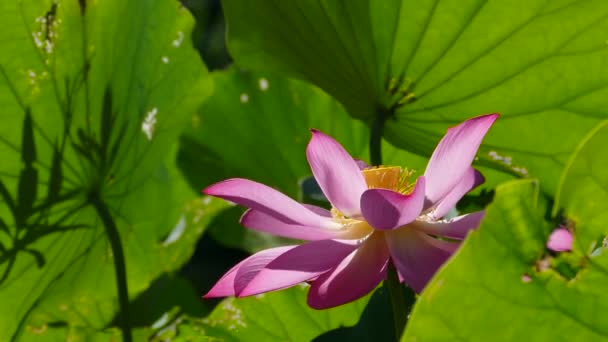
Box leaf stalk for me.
[91,196,132,342]
[369,108,416,340]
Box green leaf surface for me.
[179,67,427,197]
[313,283,396,342]
[402,179,608,341]
[23,196,228,337]
[0,0,210,339]
[20,325,124,342]
[22,323,153,342]
[555,120,608,253]
[128,274,210,329]
[162,285,371,342]
[222,0,608,195]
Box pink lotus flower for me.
[203,114,498,309]
[547,227,573,252]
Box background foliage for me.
[0,0,606,341]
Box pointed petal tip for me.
[239,239,358,297]
[201,292,217,299]
[473,113,500,122]
[424,114,498,204]
[202,261,242,299]
[201,185,213,196]
[201,178,240,196]
[202,286,232,299]
[307,129,336,145]
[306,127,367,217]
[309,128,327,138]
[483,113,499,125]
[471,113,499,128]
[445,113,499,134]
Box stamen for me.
[361,166,416,194]
[330,207,374,238]
[331,207,347,220]
[397,168,416,194]
[361,166,401,190]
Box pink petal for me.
[203,246,295,298]
[239,239,359,296]
[234,246,296,296]
[354,158,370,170]
[303,204,332,217]
[360,177,426,230]
[413,211,485,240]
[307,130,368,217]
[241,209,341,241]
[419,233,461,253]
[203,178,337,229]
[424,114,498,205]
[202,262,241,298]
[385,229,458,293]
[547,227,573,252]
[307,234,390,309]
[427,168,484,219]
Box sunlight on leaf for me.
[403,180,608,341]
[223,0,608,195]
[151,285,371,341]
[0,0,211,339]
[555,120,608,254]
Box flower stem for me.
[369,108,387,166]
[386,264,416,339]
[91,196,132,342]
[369,108,416,340]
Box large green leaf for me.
[179,67,428,198]
[402,179,608,340]
[222,0,407,120]
[155,285,371,341]
[555,120,608,253]
[0,0,210,339]
[222,0,608,194]
[19,197,229,340]
[313,283,397,342]
[17,326,124,342]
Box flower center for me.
[361,166,415,194]
[328,166,417,239]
